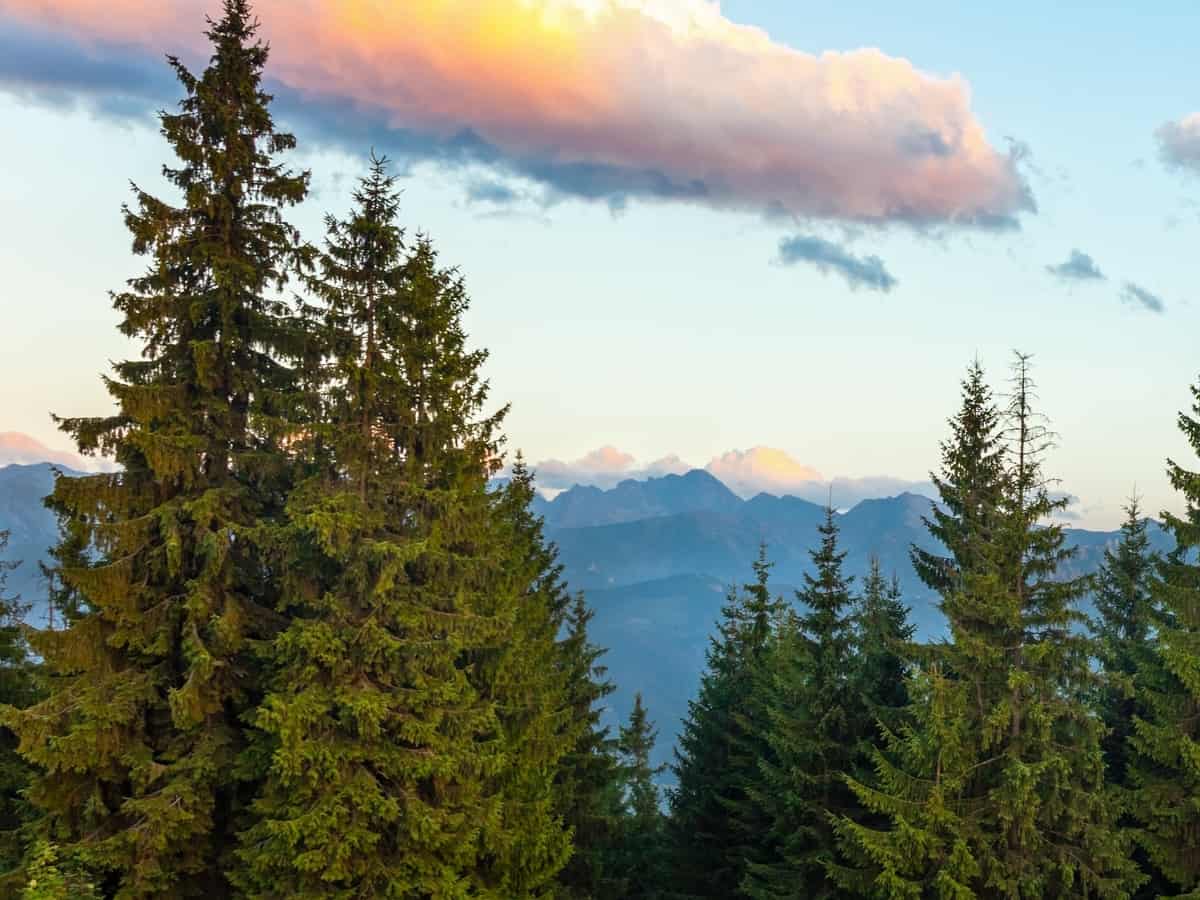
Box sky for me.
[0,0,1197,528]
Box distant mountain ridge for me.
[0,460,1177,769]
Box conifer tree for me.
[475,458,575,895]
[1092,497,1159,789]
[743,510,857,899]
[0,532,36,881]
[3,4,312,894]
[835,355,1138,899]
[1128,378,1200,895]
[853,560,914,722]
[616,693,667,900]
[669,548,782,898]
[912,359,1007,594]
[554,593,625,900]
[236,156,569,895]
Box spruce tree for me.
[912,359,1006,595]
[475,458,575,895]
[853,560,914,723]
[554,593,625,900]
[743,509,857,899]
[668,548,783,898]
[616,693,667,900]
[1092,497,1159,789]
[1128,378,1200,895]
[0,532,36,882]
[835,355,1138,899]
[236,157,569,895]
[3,3,312,894]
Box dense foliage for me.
[1,3,1197,897]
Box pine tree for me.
[616,693,667,900]
[743,510,857,899]
[235,156,568,895]
[1128,378,1200,895]
[3,4,312,894]
[554,593,625,900]
[0,532,36,882]
[835,355,1138,899]
[475,458,575,895]
[854,560,914,724]
[1093,497,1159,789]
[669,548,783,898]
[912,359,1007,595]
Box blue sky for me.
[0,0,1197,528]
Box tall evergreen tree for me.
[744,510,857,899]
[912,359,1007,595]
[3,4,312,894]
[1093,497,1159,788]
[853,560,914,723]
[1128,378,1200,895]
[835,355,1138,899]
[0,532,36,883]
[669,548,783,898]
[236,157,568,896]
[554,593,625,900]
[475,457,575,895]
[616,693,667,900]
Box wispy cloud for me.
[1120,282,1167,314]
[1046,249,1105,282]
[0,0,1033,228]
[777,235,898,292]
[526,444,932,506]
[532,446,689,491]
[1156,114,1200,174]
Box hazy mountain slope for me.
[0,463,70,624]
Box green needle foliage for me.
[1092,497,1159,789]
[3,3,312,894]
[853,560,915,735]
[616,693,667,900]
[836,355,1138,899]
[745,510,859,899]
[236,156,570,896]
[0,532,37,885]
[669,548,784,898]
[1129,378,1200,896]
[554,592,625,900]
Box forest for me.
[0,2,1198,898]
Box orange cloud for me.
[0,0,1032,224]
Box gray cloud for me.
[1120,282,1167,314]
[1046,249,1105,282]
[465,179,520,205]
[1156,115,1200,174]
[777,235,898,292]
[0,11,1034,231]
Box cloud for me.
[0,431,117,472]
[704,447,933,506]
[1156,114,1200,174]
[466,179,521,205]
[704,447,823,497]
[530,446,690,491]
[1119,282,1167,314]
[0,0,1033,227]
[776,234,897,292]
[1046,249,1104,282]
[526,444,932,506]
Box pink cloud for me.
[0,0,1032,225]
[703,446,822,498]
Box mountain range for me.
[0,460,1175,769]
